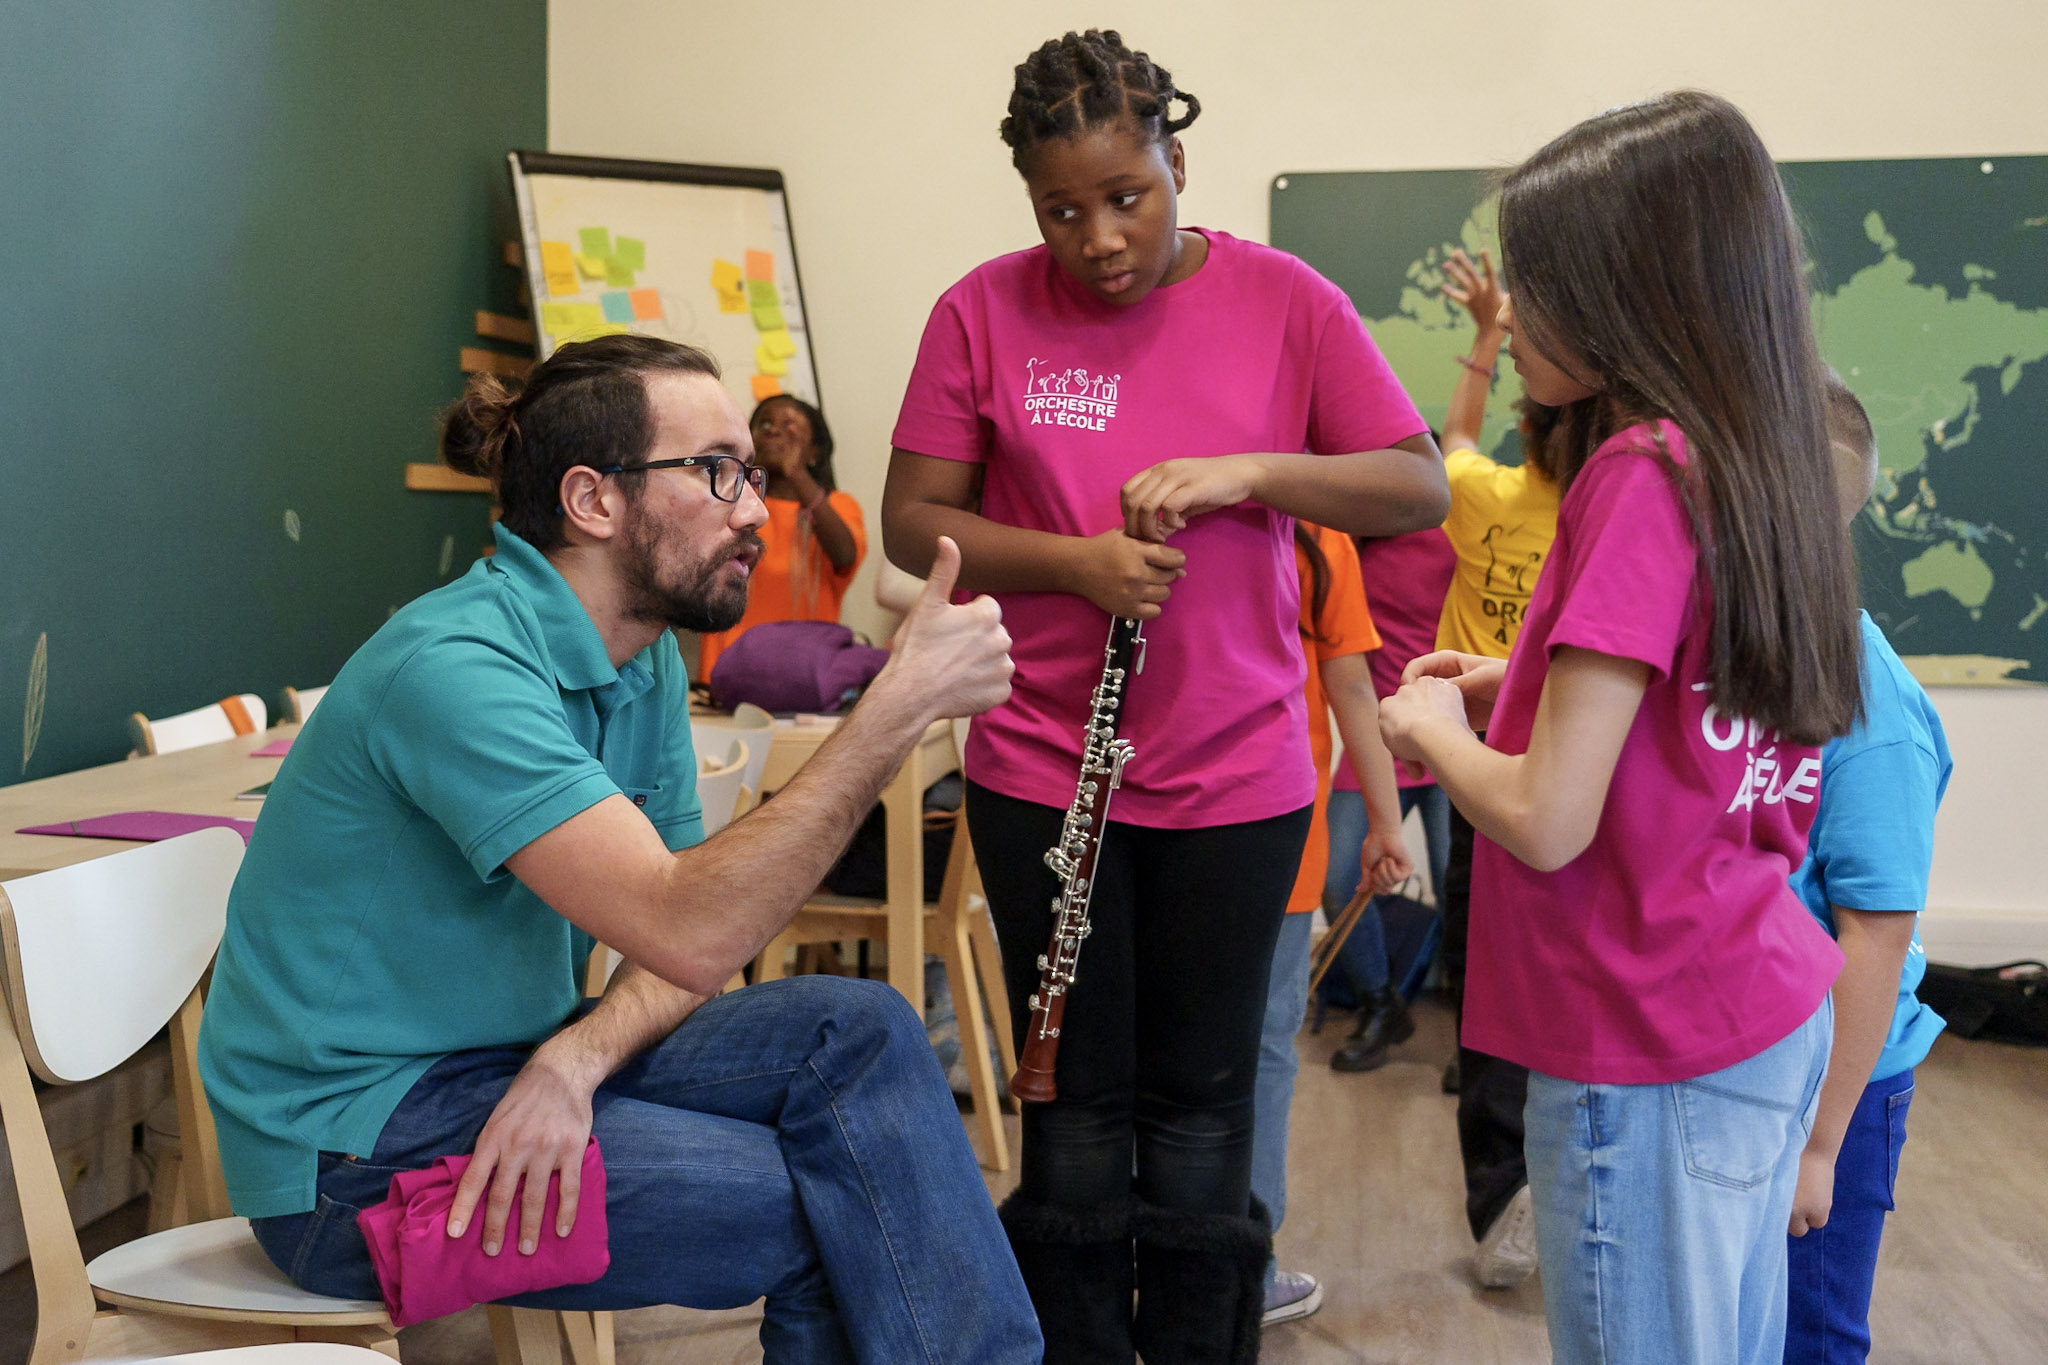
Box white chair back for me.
[0,828,242,1083]
[692,703,773,820]
[695,739,749,838]
[284,684,329,724]
[132,694,269,757]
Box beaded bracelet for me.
[1455,354,1497,379]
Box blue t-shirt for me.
[199,525,703,1217]
[1789,611,1951,1081]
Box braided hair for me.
[1000,30,1200,171]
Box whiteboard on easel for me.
[508,151,821,413]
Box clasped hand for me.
[1379,651,1505,778]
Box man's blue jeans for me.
[1251,910,1316,1290]
[1524,997,1832,1365]
[1784,1065,1915,1363]
[250,976,1041,1365]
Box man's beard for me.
[618,506,760,634]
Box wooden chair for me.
[129,694,269,757]
[283,686,330,725]
[752,809,1021,1170]
[3,834,607,1365]
[0,830,396,1365]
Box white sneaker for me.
[1262,1268,1324,1325]
[1474,1184,1539,1289]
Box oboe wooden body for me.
[1009,614,1146,1104]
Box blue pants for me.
[1324,784,1450,993]
[1251,910,1316,1288]
[251,976,1041,1365]
[1784,1066,1915,1364]
[1524,998,1832,1365]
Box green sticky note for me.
[600,292,635,323]
[752,302,785,332]
[613,236,645,271]
[746,278,778,307]
[578,227,612,258]
[605,261,635,288]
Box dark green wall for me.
[1,1,546,784]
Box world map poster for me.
[1273,157,2048,686]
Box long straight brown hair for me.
[1498,91,1862,745]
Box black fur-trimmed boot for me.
[998,1190,1136,1365]
[1131,1196,1273,1364]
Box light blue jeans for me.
[1251,910,1316,1290]
[1523,997,1832,1365]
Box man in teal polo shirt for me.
[199,335,1039,1363]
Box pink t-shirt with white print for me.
[892,229,1427,826]
[1463,421,1843,1083]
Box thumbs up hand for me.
[886,537,1015,720]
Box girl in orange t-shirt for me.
[1252,521,1411,1323]
[694,396,867,678]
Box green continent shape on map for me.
[1812,213,2048,486]
[1358,197,1530,459]
[1900,539,1996,614]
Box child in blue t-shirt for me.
[1783,376,1952,1362]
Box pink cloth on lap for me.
[357,1138,609,1327]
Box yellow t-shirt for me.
[1435,446,1560,660]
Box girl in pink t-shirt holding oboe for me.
[883,28,1445,1360]
[1378,93,1861,1365]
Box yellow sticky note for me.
[540,241,578,297]
[712,259,743,291]
[751,374,782,401]
[576,253,607,280]
[717,287,747,314]
[541,302,605,337]
[754,341,789,376]
[759,328,797,360]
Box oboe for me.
[1009,614,1147,1104]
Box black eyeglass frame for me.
[591,454,767,504]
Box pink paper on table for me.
[358,1138,609,1327]
[250,737,294,757]
[17,812,256,844]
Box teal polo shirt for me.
[199,524,703,1217]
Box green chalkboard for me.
[1273,158,2048,685]
[2,2,547,785]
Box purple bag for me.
[708,621,888,714]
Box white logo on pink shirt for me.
[1023,358,1120,432]
[1692,683,1820,813]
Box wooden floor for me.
[6,997,2044,1364]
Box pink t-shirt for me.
[893,230,1426,826]
[1463,421,1843,1084]
[1335,527,1457,792]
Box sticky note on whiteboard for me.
[717,289,747,314]
[754,341,789,376]
[579,227,612,258]
[605,260,635,288]
[744,249,773,280]
[745,278,778,307]
[751,374,782,400]
[542,302,607,339]
[752,303,785,332]
[576,253,607,280]
[629,288,663,320]
[540,241,579,297]
[600,292,635,323]
[613,236,646,271]
[711,259,742,292]
[759,328,796,360]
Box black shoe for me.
[1329,987,1415,1073]
[999,1192,1136,1363]
[1441,1056,1461,1094]
[1132,1197,1273,1365]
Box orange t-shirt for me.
[1287,525,1382,915]
[696,491,867,679]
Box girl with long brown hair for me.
[1377,92,1861,1364]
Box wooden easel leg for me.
[487,1305,565,1365]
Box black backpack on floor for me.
[1917,960,2048,1046]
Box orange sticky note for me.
[629,288,662,321]
[744,249,774,281]
[750,374,782,400]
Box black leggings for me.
[966,780,1310,1217]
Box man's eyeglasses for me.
[593,454,767,504]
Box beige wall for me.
[551,0,2048,944]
